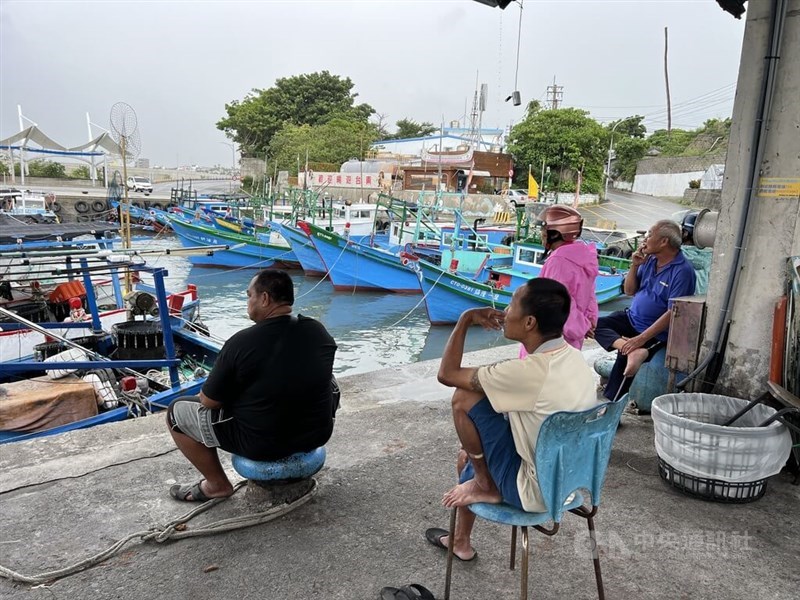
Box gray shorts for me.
[170,398,230,448]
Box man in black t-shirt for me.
[167,269,337,502]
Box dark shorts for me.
[459,398,523,509]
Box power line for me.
[567,82,736,117]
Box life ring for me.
[51,202,62,213]
[76,215,90,223]
[151,202,164,210]
[603,246,622,257]
[91,200,107,212]
[622,248,634,259]
[75,200,90,214]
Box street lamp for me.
[219,141,237,192]
[604,120,624,201]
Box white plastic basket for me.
[652,393,792,483]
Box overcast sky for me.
[1,0,745,168]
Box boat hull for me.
[270,221,327,277]
[412,259,625,325]
[306,223,420,293]
[414,259,512,324]
[169,217,297,269]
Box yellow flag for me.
[528,168,539,199]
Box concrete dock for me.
[1,344,798,599]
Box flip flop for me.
[169,480,211,502]
[424,527,477,562]
[379,583,436,600]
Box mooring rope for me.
[0,479,317,585]
[386,264,447,327]
[295,240,349,300]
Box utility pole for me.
[701,0,798,399]
[546,77,563,109]
[664,27,672,134]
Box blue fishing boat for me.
[0,260,220,443]
[271,221,328,277]
[408,241,626,325]
[167,212,298,269]
[304,221,419,293]
[268,201,388,277]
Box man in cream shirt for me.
[426,278,598,562]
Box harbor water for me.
[142,233,629,376]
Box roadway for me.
[152,179,239,196]
[580,190,686,231]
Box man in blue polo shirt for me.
[594,220,696,401]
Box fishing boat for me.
[301,190,528,293]
[268,201,388,277]
[0,188,58,223]
[303,221,421,292]
[167,211,298,269]
[407,240,627,325]
[0,260,220,444]
[270,221,328,277]
[300,194,451,293]
[109,200,171,232]
[0,238,231,363]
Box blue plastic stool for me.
[231,447,326,506]
[594,349,685,413]
[628,348,689,413]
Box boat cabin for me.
[0,189,56,221]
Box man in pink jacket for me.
[520,205,598,356]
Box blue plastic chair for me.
[443,396,627,600]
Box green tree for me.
[27,160,67,178]
[612,136,649,182]
[508,108,608,193]
[269,119,379,175]
[608,115,646,139]
[387,118,437,140]
[647,128,695,155]
[698,117,731,138]
[607,116,648,182]
[216,71,374,156]
[0,162,9,176]
[71,165,91,179]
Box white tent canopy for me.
[0,126,121,186]
[0,125,67,151]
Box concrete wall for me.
[241,157,266,180]
[704,0,800,399]
[635,154,727,175]
[694,189,722,210]
[632,171,706,197]
[541,192,600,206]
[3,168,225,191]
[632,154,726,197]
